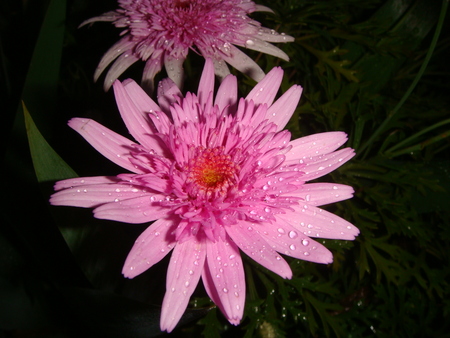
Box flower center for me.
[187,147,238,196]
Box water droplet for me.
[302,239,309,246]
[234,292,239,297]
[154,232,160,237]
[189,270,194,275]
[303,252,310,256]
[223,288,228,293]
[277,228,285,234]
[185,281,190,287]
[288,231,298,239]
[289,244,296,250]
[229,254,235,259]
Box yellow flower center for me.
[187,147,238,195]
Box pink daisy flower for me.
[50,59,358,332]
[80,0,294,91]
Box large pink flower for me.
[50,59,358,332]
[80,0,294,91]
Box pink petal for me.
[142,55,163,93]
[157,77,182,114]
[298,148,355,181]
[211,58,231,80]
[285,132,349,161]
[93,36,135,82]
[113,80,168,153]
[221,46,265,82]
[104,52,140,91]
[256,27,296,43]
[160,237,206,332]
[78,11,118,27]
[53,176,118,191]
[266,85,303,131]
[214,74,238,116]
[93,195,170,224]
[202,236,245,325]
[244,38,291,61]
[257,220,333,264]
[50,183,154,208]
[226,220,292,279]
[290,183,354,206]
[278,204,359,240]
[122,217,178,278]
[68,118,143,174]
[245,66,283,107]
[164,55,185,89]
[197,59,215,107]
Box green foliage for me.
[2,0,449,337]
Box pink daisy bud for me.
[80,0,294,91]
[50,59,358,332]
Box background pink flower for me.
[80,0,294,91]
[50,59,358,332]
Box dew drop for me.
[234,292,239,297]
[223,288,228,293]
[302,239,309,246]
[289,244,296,250]
[303,252,310,256]
[277,228,285,234]
[288,231,298,239]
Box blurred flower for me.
[50,59,358,332]
[80,0,294,91]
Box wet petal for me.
[286,132,349,161]
[245,66,283,107]
[197,59,215,107]
[93,195,170,224]
[257,220,333,264]
[222,46,265,82]
[214,74,238,116]
[113,80,168,153]
[266,85,303,130]
[50,183,154,208]
[53,176,119,191]
[123,217,178,278]
[299,148,355,181]
[104,52,140,91]
[279,204,359,240]
[164,55,185,89]
[291,183,354,206]
[93,36,135,82]
[160,237,206,332]
[142,55,163,93]
[157,77,182,114]
[202,236,245,324]
[68,118,142,174]
[226,221,292,279]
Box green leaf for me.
[24,102,77,183]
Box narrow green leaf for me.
[24,102,77,183]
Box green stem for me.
[385,118,450,154]
[387,129,450,158]
[356,0,448,159]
